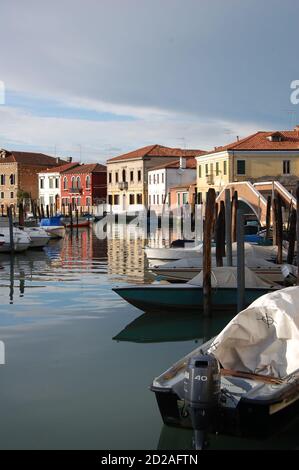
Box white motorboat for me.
[23,227,50,248]
[145,243,203,265]
[0,227,31,252]
[40,216,66,239]
[151,255,286,284]
[151,286,299,447]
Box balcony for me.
[118,182,128,190]
[69,187,83,194]
[206,174,214,185]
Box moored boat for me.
[151,286,299,448]
[40,216,66,239]
[112,266,280,313]
[23,226,50,248]
[0,227,31,252]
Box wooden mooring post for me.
[225,188,232,266]
[273,197,283,265]
[215,200,225,267]
[18,203,24,227]
[265,195,271,240]
[203,188,216,317]
[237,211,245,312]
[8,207,14,253]
[231,190,238,243]
[287,208,296,265]
[69,204,73,231]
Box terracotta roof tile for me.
[204,128,299,155]
[107,144,205,162]
[149,157,197,171]
[0,150,65,166]
[41,162,80,173]
[61,163,106,174]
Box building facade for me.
[60,163,107,208]
[0,149,65,211]
[147,157,198,213]
[107,145,204,213]
[38,161,79,209]
[196,127,299,203]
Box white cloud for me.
[0,104,266,162]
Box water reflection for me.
[113,311,233,344]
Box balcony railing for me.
[206,174,214,185]
[118,182,128,190]
[69,187,83,194]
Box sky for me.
[0,0,299,163]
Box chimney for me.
[66,157,72,163]
[236,136,240,141]
[56,157,60,164]
[180,156,186,169]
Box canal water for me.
[0,223,298,450]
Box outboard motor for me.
[184,353,221,450]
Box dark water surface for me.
[0,225,298,449]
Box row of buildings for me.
[1,125,299,213]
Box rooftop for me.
[0,150,66,166]
[203,127,299,155]
[41,162,80,174]
[149,157,197,171]
[107,144,205,162]
[61,163,106,174]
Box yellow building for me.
[107,144,203,212]
[196,127,299,202]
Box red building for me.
[61,163,107,208]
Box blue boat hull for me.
[112,285,277,313]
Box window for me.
[109,172,112,183]
[162,173,164,184]
[223,161,227,176]
[129,194,135,205]
[114,194,119,205]
[198,165,202,178]
[216,162,219,176]
[1,191,4,199]
[76,177,81,189]
[148,174,151,184]
[63,177,68,190]
[86,197,91,206]
[122,169,126,182]
[138,170,142,182]
[10,192,14,199]
[77,197,81,206]
[183,193,188,204]
[153,195,155,204]
[130,171,134,182]
[55,178,59,189]
[108,195,113,205]
[283,160,290,175]
[0,175,5,185]
[137,194,142,204]
[153,174,156,184]
[9,174,15,185]
[177,193,181,205]
[115,172,119,183]
[197,192,202,204]
[86,175,91,189]
[148,195,151,205]
[40,196,44,206]
[71,176,75,188]
[49,196,54,205]
[40,178,44,189]
[157,195,159,205]
[157,174,159,184]
[210,163,213,175]
[205,164,209,175]
[237,160,246,175]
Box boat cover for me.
[159,256,276,269]
[188,266,271,288]
[208,286,299,378]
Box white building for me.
[38,161,79,208]
[147,157,197,213]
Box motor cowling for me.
[184,353,221,448]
